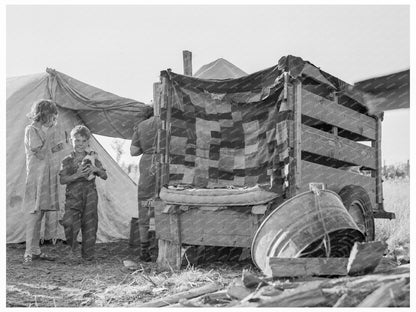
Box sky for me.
[5,4,411,165]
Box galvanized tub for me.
[251,189,365,274]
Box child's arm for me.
[91,158,108,180]
[59,160,90,185]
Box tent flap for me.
[46,68,151,139]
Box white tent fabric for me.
[7,72,139,243]
[194,58,247,79]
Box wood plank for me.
[347,241,387,276]
[155,207,258,247]
[139,283,223,307]
[301,125,376,169]
[257,280,328,307]
[268,257,348,278]
[301,88,376,140]
[300,160,376,209]
[357,278,409,307]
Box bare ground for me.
[6,240,251,307]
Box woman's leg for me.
[24,211,44,257]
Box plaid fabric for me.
[161,65,291,196]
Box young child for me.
[59,125,107,261]
[23,99,60,264]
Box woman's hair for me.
[70,125,91,140]
[27,99,58,123]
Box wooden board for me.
[300,160,376,209]
[300,125,376,169]
[155,204,260,248]
[268,257,348,277]
[301,88,377,140]
[347,241,387,276]
[357,279,408,307]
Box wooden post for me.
[183,50,192,76]
[153,82,161,117]
[372,113,384,211]
[331,93,338,136]
[153,81,162,196]
[160,75,172,187]
[164,75,172,186]
[292,80,302,196]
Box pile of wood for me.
[139,241,410,307]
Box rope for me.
[302,185,332,258]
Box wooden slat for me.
[347,241,387,276]
[301,88,376,140]
[301,125,376,169]
[268,257,348,277]
[300,160,376,209]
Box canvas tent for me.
[194,58,247,79]
[6,69,150,243]
[354,69,410,113]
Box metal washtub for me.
[251,188,365,274]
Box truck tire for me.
[338,185,375,241]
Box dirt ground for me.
[6,240,250,307]
[6,240,410,308]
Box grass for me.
[375,178,410,253]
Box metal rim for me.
[250,189,343,268]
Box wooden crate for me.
[155,200,261,248]
[286,79,387,217]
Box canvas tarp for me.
[6,71,145,243]
[354,69,410,113]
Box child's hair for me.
[27,99,58,123]
[70,125,91,140]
